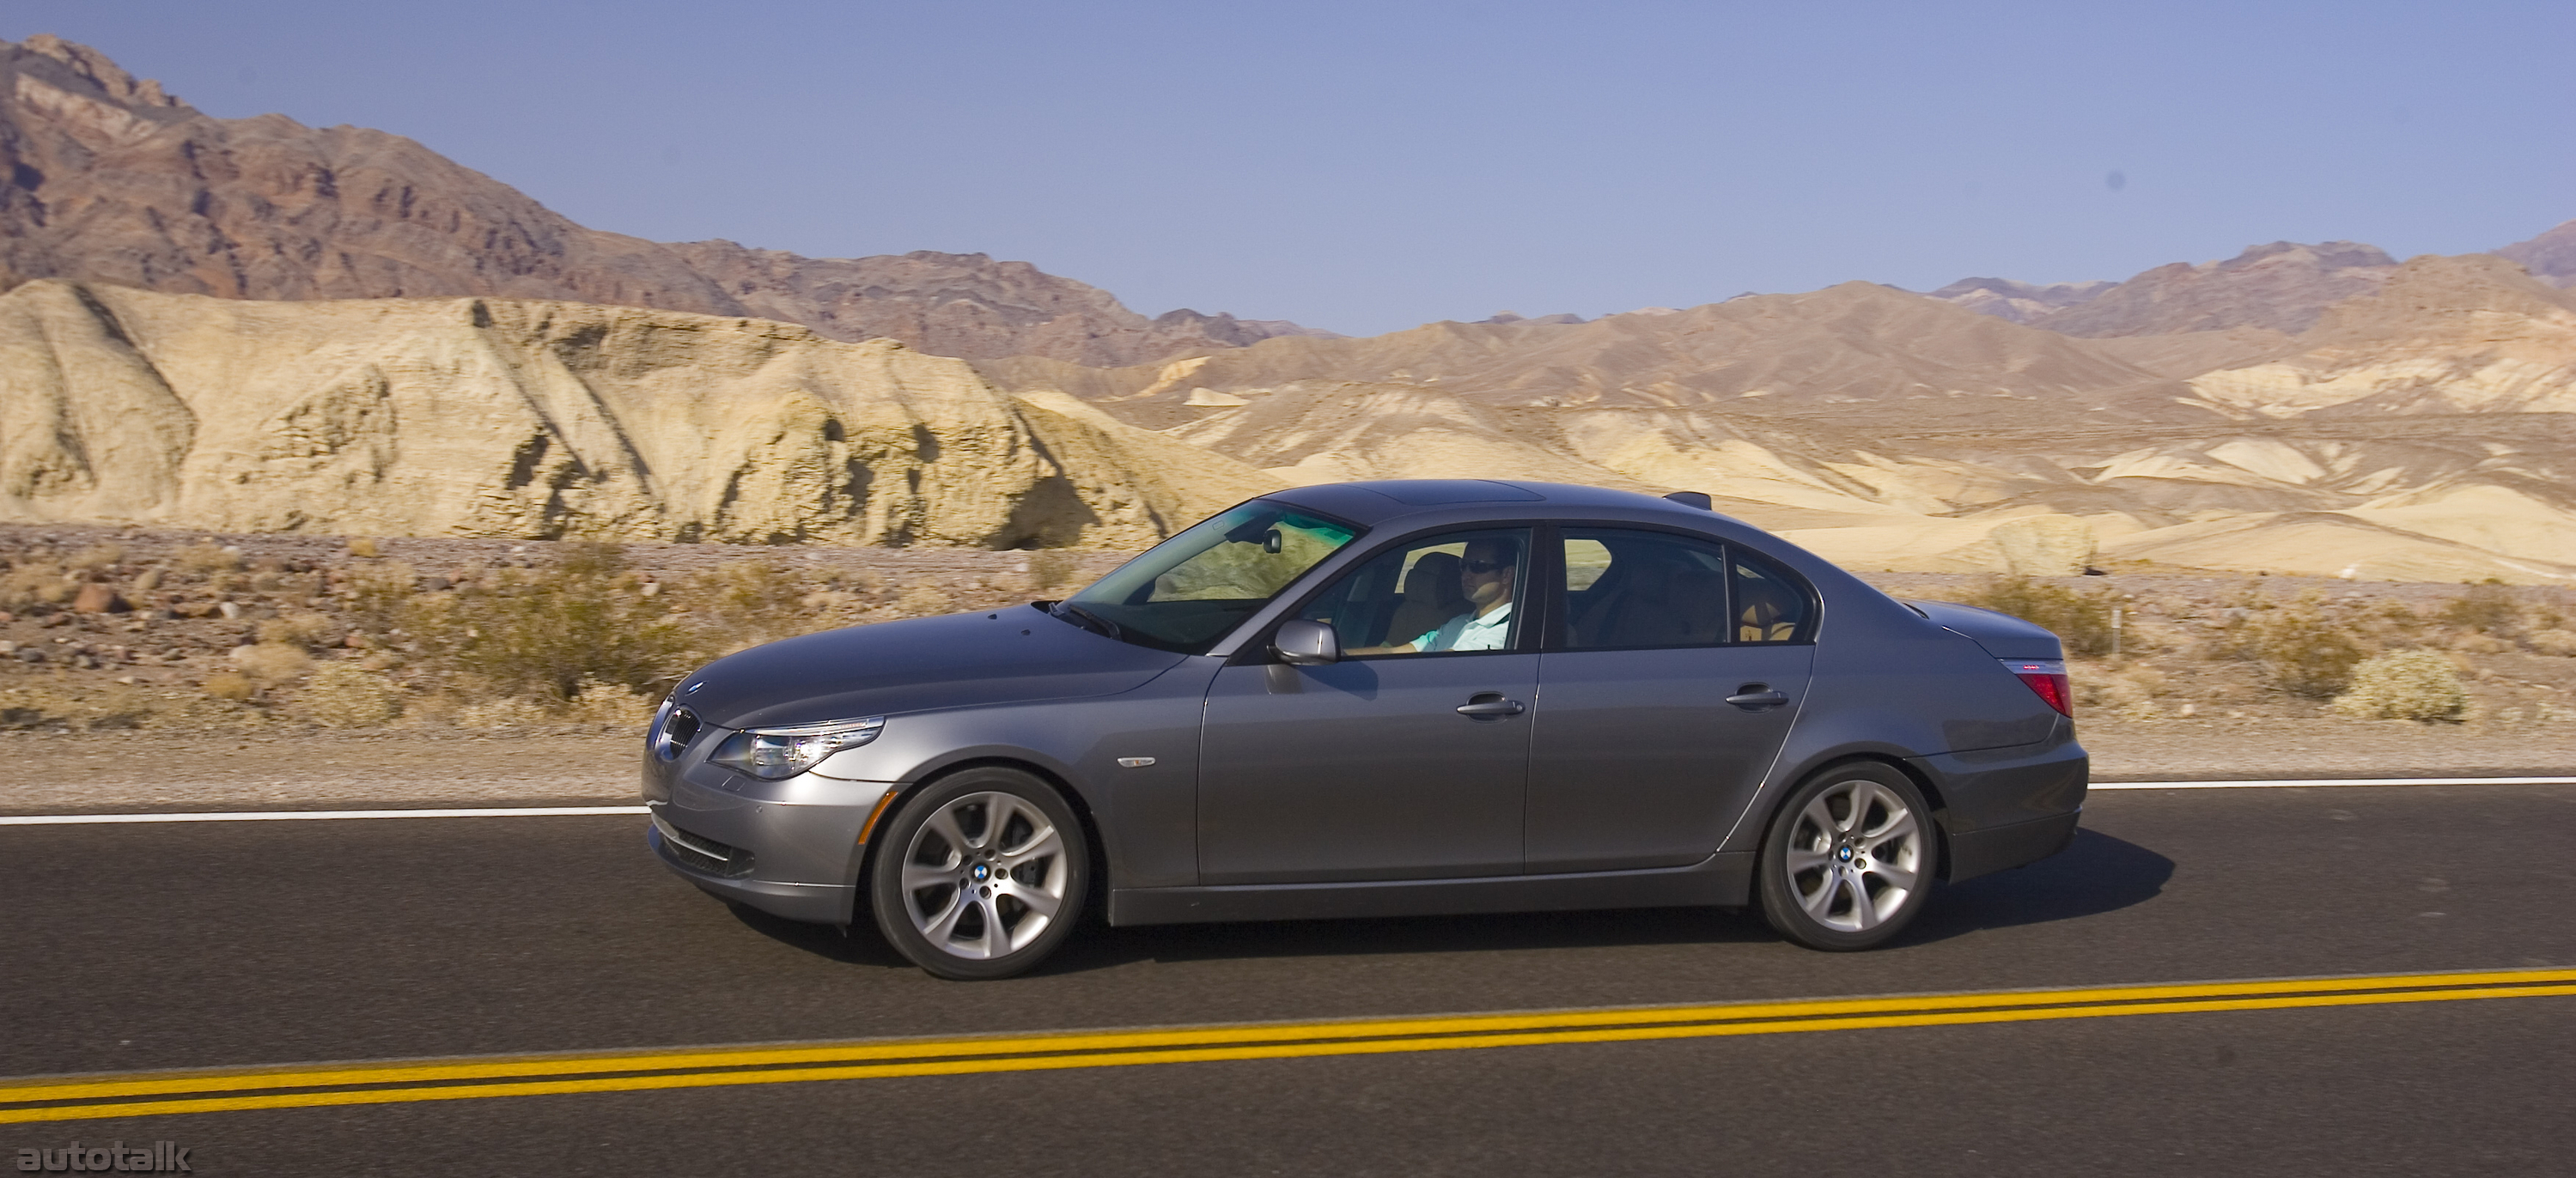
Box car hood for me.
[673,604,1191,730]
[1906,599,2067,660]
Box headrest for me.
[1404,551,1464,601]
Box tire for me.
[868,767,1090,980]
[1757,762,1936,951]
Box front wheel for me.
[868,768,1088,980]
[1758,762,1935,950]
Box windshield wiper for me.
[1050,601,1124,641]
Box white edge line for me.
[5,778,2572,823]
[2095,776,2576,791]
[0,805,649,826]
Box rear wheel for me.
[868,768,1088,980]
[1758,762,1934,950]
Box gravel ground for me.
[2076,717,2576,780]
[0,730,645,814]
[3,524,2570,813]
[4,719,2568,815]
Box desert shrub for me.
[2073,663,2163,720]
[296,662,404,727]
[0,560,72,610]
[406,542,691,700]
[233,642,314,684]
[2439,583,2521,635]
[66,543,124,571]
[83,685,154,730]
[346,537,382,559]
[2367,598,2429,641]
[203,671,256,701]
[2330,650,2467,721]
[1955,576,2116,657]
[338,561,423,632]
[2530,629,2576,658]
[258,611,338,649]
[0,683,155,731]
[2222,590,2370,698]
[131,568,163,592]
[676,558,815,653]
[890,580,952,618]
[1029,549,1082,592]
[565,674,659,727]
[176,543,241,574]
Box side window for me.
[1557,529,1732,650]
[1729,549,1812,643]
[1294,528,1532,656]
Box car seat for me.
[1383,552,1466,646]
[1736,574,1801,642]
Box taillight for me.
[2004,659,2073,717]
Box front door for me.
[1526,529,1817,872]
[1197,527,1538,885]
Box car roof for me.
[1265,479,1711,529]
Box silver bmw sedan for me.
[642,479,2086,979]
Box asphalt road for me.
[5,783,2574,1175]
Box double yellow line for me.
[8,967,2573,1124]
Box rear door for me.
[1525,528,1816,873]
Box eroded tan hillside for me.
[980,260,2576,583]
[4,257,2570,584]
[0,282,1280,546]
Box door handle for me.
[1455,693,1527,718]
[1726,684,1789,708]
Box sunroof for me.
[1375,480,1548,505]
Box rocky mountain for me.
[1,33,2567,584]
[0,280,1281,546]
[2185,254,2576,418]
[4,254,2567,582]
[2496,218,2576,288]
[971,258,2576,583]
[1933,223,2576,337]
[977,280,2201,430]
[0,35,1324,367]
[1932,241,2403,337]
[1921,277,2114,325]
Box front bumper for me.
[642,742,897,926]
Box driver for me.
[1358,537,1519,654]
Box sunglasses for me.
[1462,559,1513,574]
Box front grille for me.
[652,707,703,762]
[653,812,756,877]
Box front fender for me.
[813,659,1221,890]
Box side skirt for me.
[1107,853,1754,927]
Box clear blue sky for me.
[15,1,2573,336]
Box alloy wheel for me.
[898,791,1070,960]
[1781,776,1925,933]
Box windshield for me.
[1059,501,1361,653]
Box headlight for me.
[709,716,886,780]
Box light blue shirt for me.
[1414,601,1513,653]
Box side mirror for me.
[1271,618,1341,666]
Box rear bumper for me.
[1943,811,2080,882]
[1909,723,2088,882]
